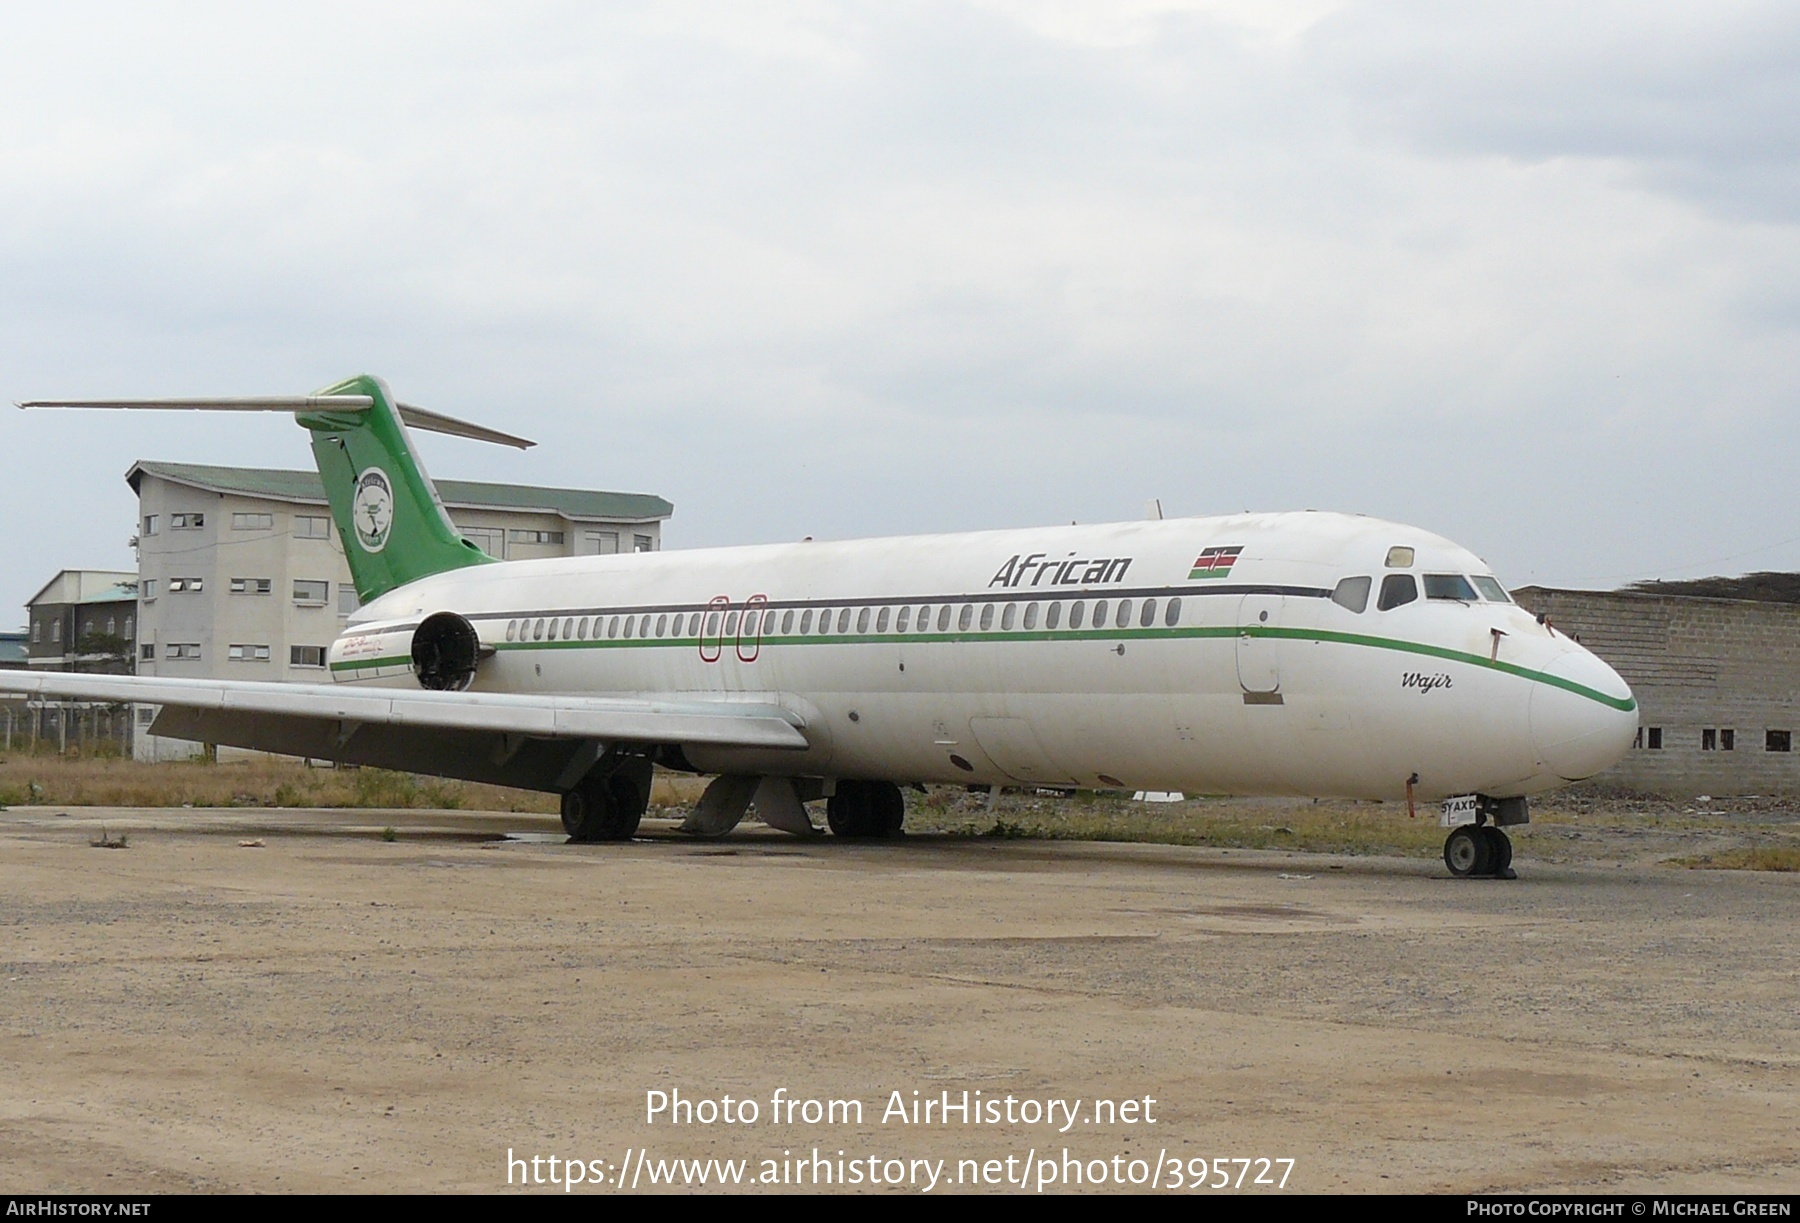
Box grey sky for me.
[4,1,1797,619]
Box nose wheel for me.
[1444,824,1514,879]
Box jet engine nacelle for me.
[411,611,484,691]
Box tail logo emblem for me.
[353,468,395,553]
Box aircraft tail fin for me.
[19,374,534,604]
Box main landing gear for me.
[561,758,652,843]
[1443,824,1514,879]
[826,780,906,839]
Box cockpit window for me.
[1423,574,1478,601]
[1471,576,1511,603]
[1385,546,1415,568]
[1377,574,1417,611]
[1331,576,1371,613]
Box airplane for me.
[4,375,1638,877]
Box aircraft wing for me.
[0,671,808,792]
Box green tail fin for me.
[297,375,493,603]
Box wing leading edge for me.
[0,672,808,792]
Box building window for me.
[227,644,272,662]
[1767,730,1791,753]
[509,529,565,546]
[165,643,201,660]
[634,535,653,553]
[338,585,359,616]
[124,616,133,636]
[140,644,155,661]
[295,516,331,539]
[31,622,40,643]
[1638,727,1662,750]
[170,512,205,529]
[137,707,156,725]
[230,577,273,595]
[231,512,273,530]
[143,515,159,536]
[290,645,327,667]
[167,577,203,593]
[51,621,60,644]
[1722,729,1735,751]
[293,579,330,604]
[142,579,158,600]
[1702,729,1717,751]
[586,531,619,555]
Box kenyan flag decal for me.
[1188,545,1243,580]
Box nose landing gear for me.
[1443,824,1515,879]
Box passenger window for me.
[857,607,871,633]
[896,606,910,632]
[938,606,952,632]
[655,615,667,637]
[565,618,575,639]
[1023,603,1038,630]
[1331,576,1371,614]
[1377,575,1417,611]
[958,604,973,631]
[1115,599,1131,628]
[1385,546,1415,568]
[1471,576,1511,603]
[608,616,621,638]
[1069,601,1086,629]
[1092,600,1108,626]
[979,604,994,631]
[818,610,833,634]
[533,619,545,641]
[781,610,795,634]
[1046,602,1062,630]
[837,608,851,633]
[547,619,559,641]
[506,621,518,642]
[1001,604,1017,630]
[876,607,890,632]
[622,617,634,639]
[1165,597,1181,626]
[1423,574,1478,601]
[1140,598,1156,627]
[725,611,740,636]
[704,612,719,637]
[799,609,814,633]
[578,617,591,639]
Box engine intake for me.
[411,611,483,691]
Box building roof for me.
[26,570,139,609]
[0,630,26,667]
[126,461,674,524]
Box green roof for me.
[127,461,672,523]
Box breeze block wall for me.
[1513,586,1800,795]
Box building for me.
[130,461,673,759]
[25,570,138,673]
[1514,585,1800,795]
[0,629,27,671]
[16,570,139,754]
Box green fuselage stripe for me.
[330,624,1636,712]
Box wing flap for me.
[0,672,808,751]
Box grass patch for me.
[907,790,1451,857]
[1664,847,1800,872]
[0,754,557,813]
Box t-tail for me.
[17,374,534,603]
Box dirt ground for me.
[1,800,1796,1194]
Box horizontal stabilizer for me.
[16,395,535,449]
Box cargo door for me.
[1235,593,1284,695]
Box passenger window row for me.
[502,597,1187,643]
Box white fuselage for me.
[328,511,1637,801]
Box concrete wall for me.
[1514,586,1800,795]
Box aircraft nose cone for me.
[1530,648,1638,781]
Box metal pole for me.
[59,704,67,755]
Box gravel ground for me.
[0,800,1795,1194]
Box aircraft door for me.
[1235,593,1284,694]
